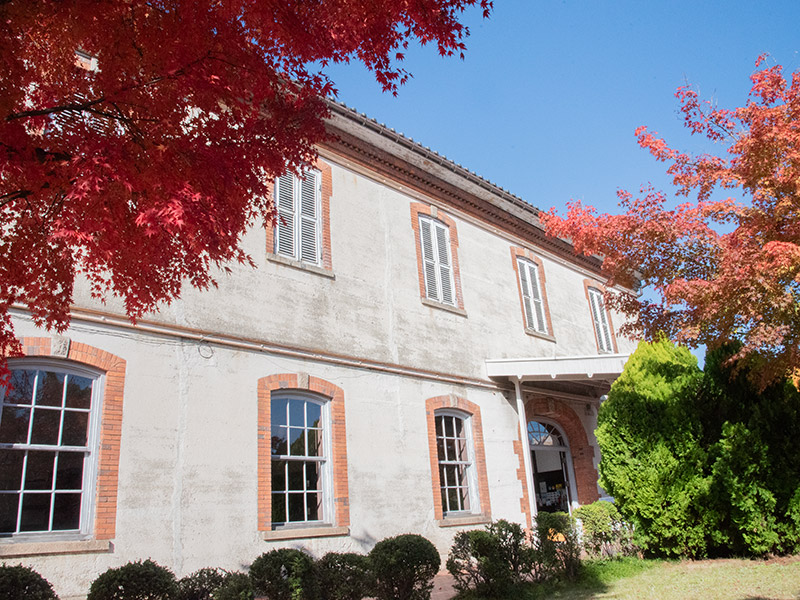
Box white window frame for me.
[516,258,548,334]
[270,392,332,528]
[274,170,322,265]
[418,215,456,306]
[435,410,479,516]
[588,287,614,353]
[0,359,104,539]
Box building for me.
[0,102,634,599]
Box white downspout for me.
[513,377,538,522]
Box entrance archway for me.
[527,420,575,513]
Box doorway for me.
[527,420,573,513]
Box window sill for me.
[436,514,491,528]
[261,525,349,541]
[267,253,335,279]
[421,298,467,317]
[0,538,113,558]
[524,328,556,343]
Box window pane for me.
[25,451,56,490]
[55,452,84,490]
[0,493,19,532]
[6,370,36,405]
[288,428,306,456]
[271,460,286,492]
[0,406,31,443]
[440,489,448,513]
[306,493,320,521]
[52,493,81,530]
[271,398,287,427]
[287,461,304,491]
[454,418,463,438]
[271,493,286,524]
[460,486,471,512]
[271,426,287,456]
[62,411,88,447]
[65,375,92,409]
[307,429,321,457]
[20,493,50,531]
[439,464,448,487]
[448,487,461,512]
[288,493,304,522]
[305,462,320,491]
[0,450,24,491]
[444,465,457,489]
[456,436,467,461]
[435,416,443,437]
[444,438,456,462]
[35,371,65,407]
[436,437,445,461]
[307,402,321,428]
[30,408,60,445]
[444,416,454,437]
[288,399,304,427]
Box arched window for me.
[0,361,103,535]
[527,420,574,513]
[270,393,329,525]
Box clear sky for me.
[324,0,800,216]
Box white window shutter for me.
[589,288,613,352]
[518,259,536,330]
[434,223,454,305]
[528,264,546,333]
[275,173,295,258]
[299,171,319,263]
[419,217,439,300]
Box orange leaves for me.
[545,56,800,387]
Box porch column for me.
[513,377,538,520]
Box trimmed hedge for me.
[178,567,228,600]
[249,548,318,600]
[88,559,179,600]
[317,553,372,600]
[0,564,59,600]
[369,534,440,600]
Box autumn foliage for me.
[0,0,491,372]
[543,57,800,386]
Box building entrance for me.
[527,420,573,513]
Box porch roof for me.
[485,353,629,388]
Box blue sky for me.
[325,0,800,216]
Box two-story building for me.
[1,102,634,599]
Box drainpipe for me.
[513,377,538,523]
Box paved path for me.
[431,571,457,600]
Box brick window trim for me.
[12,337,125,542]
[265,159,334,272]
[410,203,465,311]
[582,279,619,354]
[425,395,491,523]
[257,373,350,533]
[523,395,599,507]
[510,247,555,340]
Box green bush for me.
[317,553,371,600]
[212,572,253,600]
[597,339,800,557]
[533,512,581,581]
[446,520,532,597]
[249,548,318,600]
[369,533,440,600]
[0,564,59,600]
[179,568,228,600]
[574,501,635,558]
[88,559,179,600]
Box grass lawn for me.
[457,556,800,600]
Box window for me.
[0,364,101,536]
[274,170,322,265]
[418,214,455,306]
[516,258,548,334]
[270,394,328,525]
[435,412,477,514]
[587,286,614,353]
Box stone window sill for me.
[267,253,335,279]
[421,298,467,317]
[261,525,349,541]
[436,514,491,528]
[0,538,113,558]
[524,328,556,343]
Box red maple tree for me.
[0,0,492,372]
[543,57,800,386]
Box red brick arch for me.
[524,395,599,506]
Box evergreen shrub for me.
[87,559,179,600]
[212,572,253,600]
[573,500,635,558]
[178,567,227,600]
[317,552,372,600]
[0,564,59,600]
[533,512,581,581]
[369,533,440,600]
[249,548,318,600]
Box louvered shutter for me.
[528,263,546,333]
[299,171,319,263]
[275,173,295,258]
[434,222,454,305]
[518,259,536,329]
[589,288,613,352]
[419,217,439,300]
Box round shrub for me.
[574,500,635,558]
[88,559,179,600]
[317,553,372,600]
[0,564,59,600]
[212,572,253,600]
[179,568,228,600]
[249,548,318,600]
[369,533,440,600]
